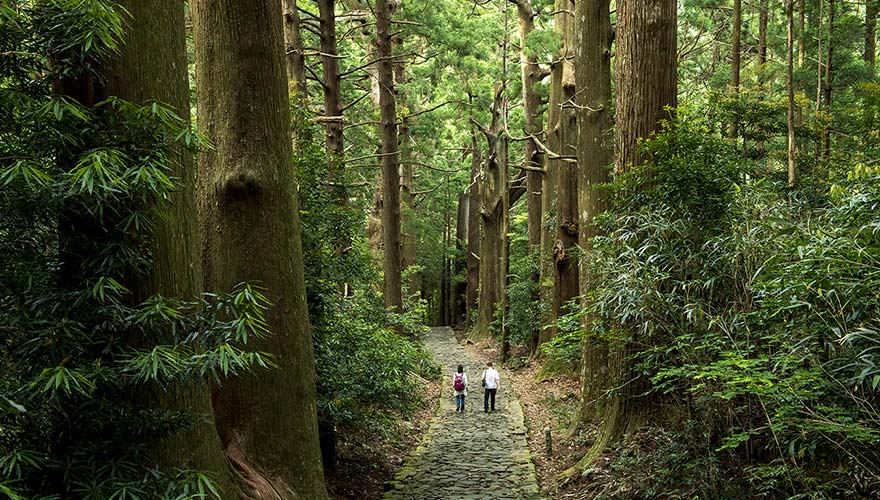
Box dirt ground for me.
[325,377,441,499]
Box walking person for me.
[481,361,500,413]
[453,364,468,413]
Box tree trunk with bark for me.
[509,0,544,251]
[98,0,240,493]
[317,0,345,173]
[731,0,741,139]
[473,85,508,340]
[758,0,769,67]
[573,0,614,435]
[552,2,579,347]
[823,0,835,159]
[193,1,327,497]
[572,0,677,473]
[282,0,307,100]
[615,0,678,173]
[454,192,469,325]
[376,0,403,314]
[466,110,481,324]
[867,0,877,67]
[539,19,562,350]
[788,0,796,188]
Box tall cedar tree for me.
[466,93,481,322]
[573,0,613,442]
[192,0,327,497]
[552,0,579,346]
[473,85,508,340]
[99,0,240,492]
[377,0,403,314]
[581,0,677,464]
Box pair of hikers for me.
[452,362,500,413]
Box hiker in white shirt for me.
[453,364,468,413]
[481,362,500,412]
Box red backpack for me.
[453,373,465,391]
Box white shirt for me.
[482,367,500,389]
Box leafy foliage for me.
[294,111,437,445]
[580,111,880,496]
[1,2,272,497]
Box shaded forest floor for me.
[326,377,440,499]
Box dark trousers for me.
[483,388,496,411]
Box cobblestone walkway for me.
[384,327,542,500]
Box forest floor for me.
[325,375,440,499]
[461,333,597,499]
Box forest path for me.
[384,327,542,499]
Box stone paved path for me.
[384,327,542,500]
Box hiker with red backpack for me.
[453,364,468,413]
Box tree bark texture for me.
[552,3,579,345]
[510,0,544,252]
[787,0,796,188]
[100,0,240,493]
[376,0,403,314]
[396,36,419,297]
[317,0,345,168]
[579,0,678,460]
[822,0,834,159]
[473,86,508,340]
[466,115,481,324]
[732,0,741,89]
[867,0,877,67]
[575,0,614,427]
[730,0,741,139]
[758,0,769,67]
[192,1,327,497]
[614,0,678,174]
[282,0,307,100]
[454,192,469,325]
[538,0,569,350]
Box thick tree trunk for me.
[466,115,481,324]
[99,1,240,494]
[614,0,678,173]
[867,0,877,67]
[192,1,327,497]
[758,0,769,67]
[731,0,741,139]
[317,0,345,166]
[553,7,579,345]
[538,0,570,350]
[510,0,544,252]
[510,0,544,355]
[454,192,469,325]
[788,0,796,188]
[376,0,402,314]
[282,0,307,100]
[573,0,677,470]
[473,86,508,340]
[822,0,834,159]
[574,0,613,430]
